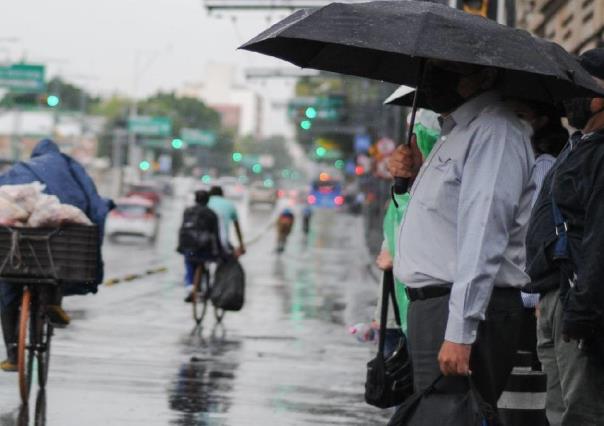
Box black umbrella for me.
[241,1,603,192]
[240,1,603,102]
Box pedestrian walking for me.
[525,48,604,426]
[388,60,535,410]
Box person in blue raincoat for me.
[0,139,113,371]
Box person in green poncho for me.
[374,110,440,355]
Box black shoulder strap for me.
[377,269,402,356]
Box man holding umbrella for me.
[240,0,604,411]
[387,60,534,408]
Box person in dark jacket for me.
[0,139,112,372]
[178,190,222,303]
[525,48,604,426]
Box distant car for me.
[106,197,160,241]
[217,176,246,200]
[249,181,277,205]
[126,184,162,205]
[307,179,344,208]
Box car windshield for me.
[115,204,150,216]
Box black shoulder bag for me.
[364,269,413,408]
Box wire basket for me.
[0,225,99,284]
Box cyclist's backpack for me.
[177,206,219,256]
[211,258,245,311]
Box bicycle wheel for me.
[192,265,209,325]
[18,288,35,404]
[214,307,225,324]
[36,313,52,389]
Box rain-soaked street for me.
[0,195,390,425]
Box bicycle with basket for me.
[0,224,98,405]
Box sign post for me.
[127,116,172,137]
[180,128,217,147]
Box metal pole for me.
[112,128,126,198]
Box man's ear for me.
[591,97,604,113]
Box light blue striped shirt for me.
[522,153,556,308]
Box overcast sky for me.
[2,0,294,97]
[2,0,298,135]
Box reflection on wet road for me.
[0,197,388,425]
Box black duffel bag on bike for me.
[365,269,413,408]
[211,257,245,311]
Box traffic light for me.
[232,152,243,162]
[305,106,317,119]
[139,160,151,171]
[46,95,60,107]
[334,160,344,169]
[315,147,327,158]
[300,120,312,130]
[252,163,262,174]
[171,138,184,149]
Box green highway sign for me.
[0,64,45,93]
[180,128,217,147]
[128,116,172,137]
[141,139,169,149]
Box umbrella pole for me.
[392,59,425,200]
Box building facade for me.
[517,0,604,53]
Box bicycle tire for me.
[18,288,35,404]
[37,315,52,389]
[214,308,225,324]
[192,265,209,325]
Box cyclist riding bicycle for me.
[208,186,245,257]
[276,208,295,253]
[178,190,223,303]
[0,139,112,372]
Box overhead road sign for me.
[180,128,217,147]
[0,64,45,93]
[128,116,172,137]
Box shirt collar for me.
[440,91,501,134]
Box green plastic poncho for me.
[383,122,440,331]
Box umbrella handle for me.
[393,177,410,194]
[392,59,425,196]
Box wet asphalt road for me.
[0,195,390,425]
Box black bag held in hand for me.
[388,375,497,426]
[364,270,413,408]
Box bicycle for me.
[12,278,55,405]
[191,261,225,331]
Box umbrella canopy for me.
[241,0,604,103]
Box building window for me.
[562,14,573,28]
[583,11,594,24]
[563,29,572,42]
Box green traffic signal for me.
[334,160,345,169]
[232,152,243,162]
[315,146,327,157]
[305,107,317,119]
[139,160,151,171]
[252,163,262,174]
[47,95,60,107]
[300,120,312,130]
[171,138,184,149]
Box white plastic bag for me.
[27,195,92,227]
[0,182,45,213]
